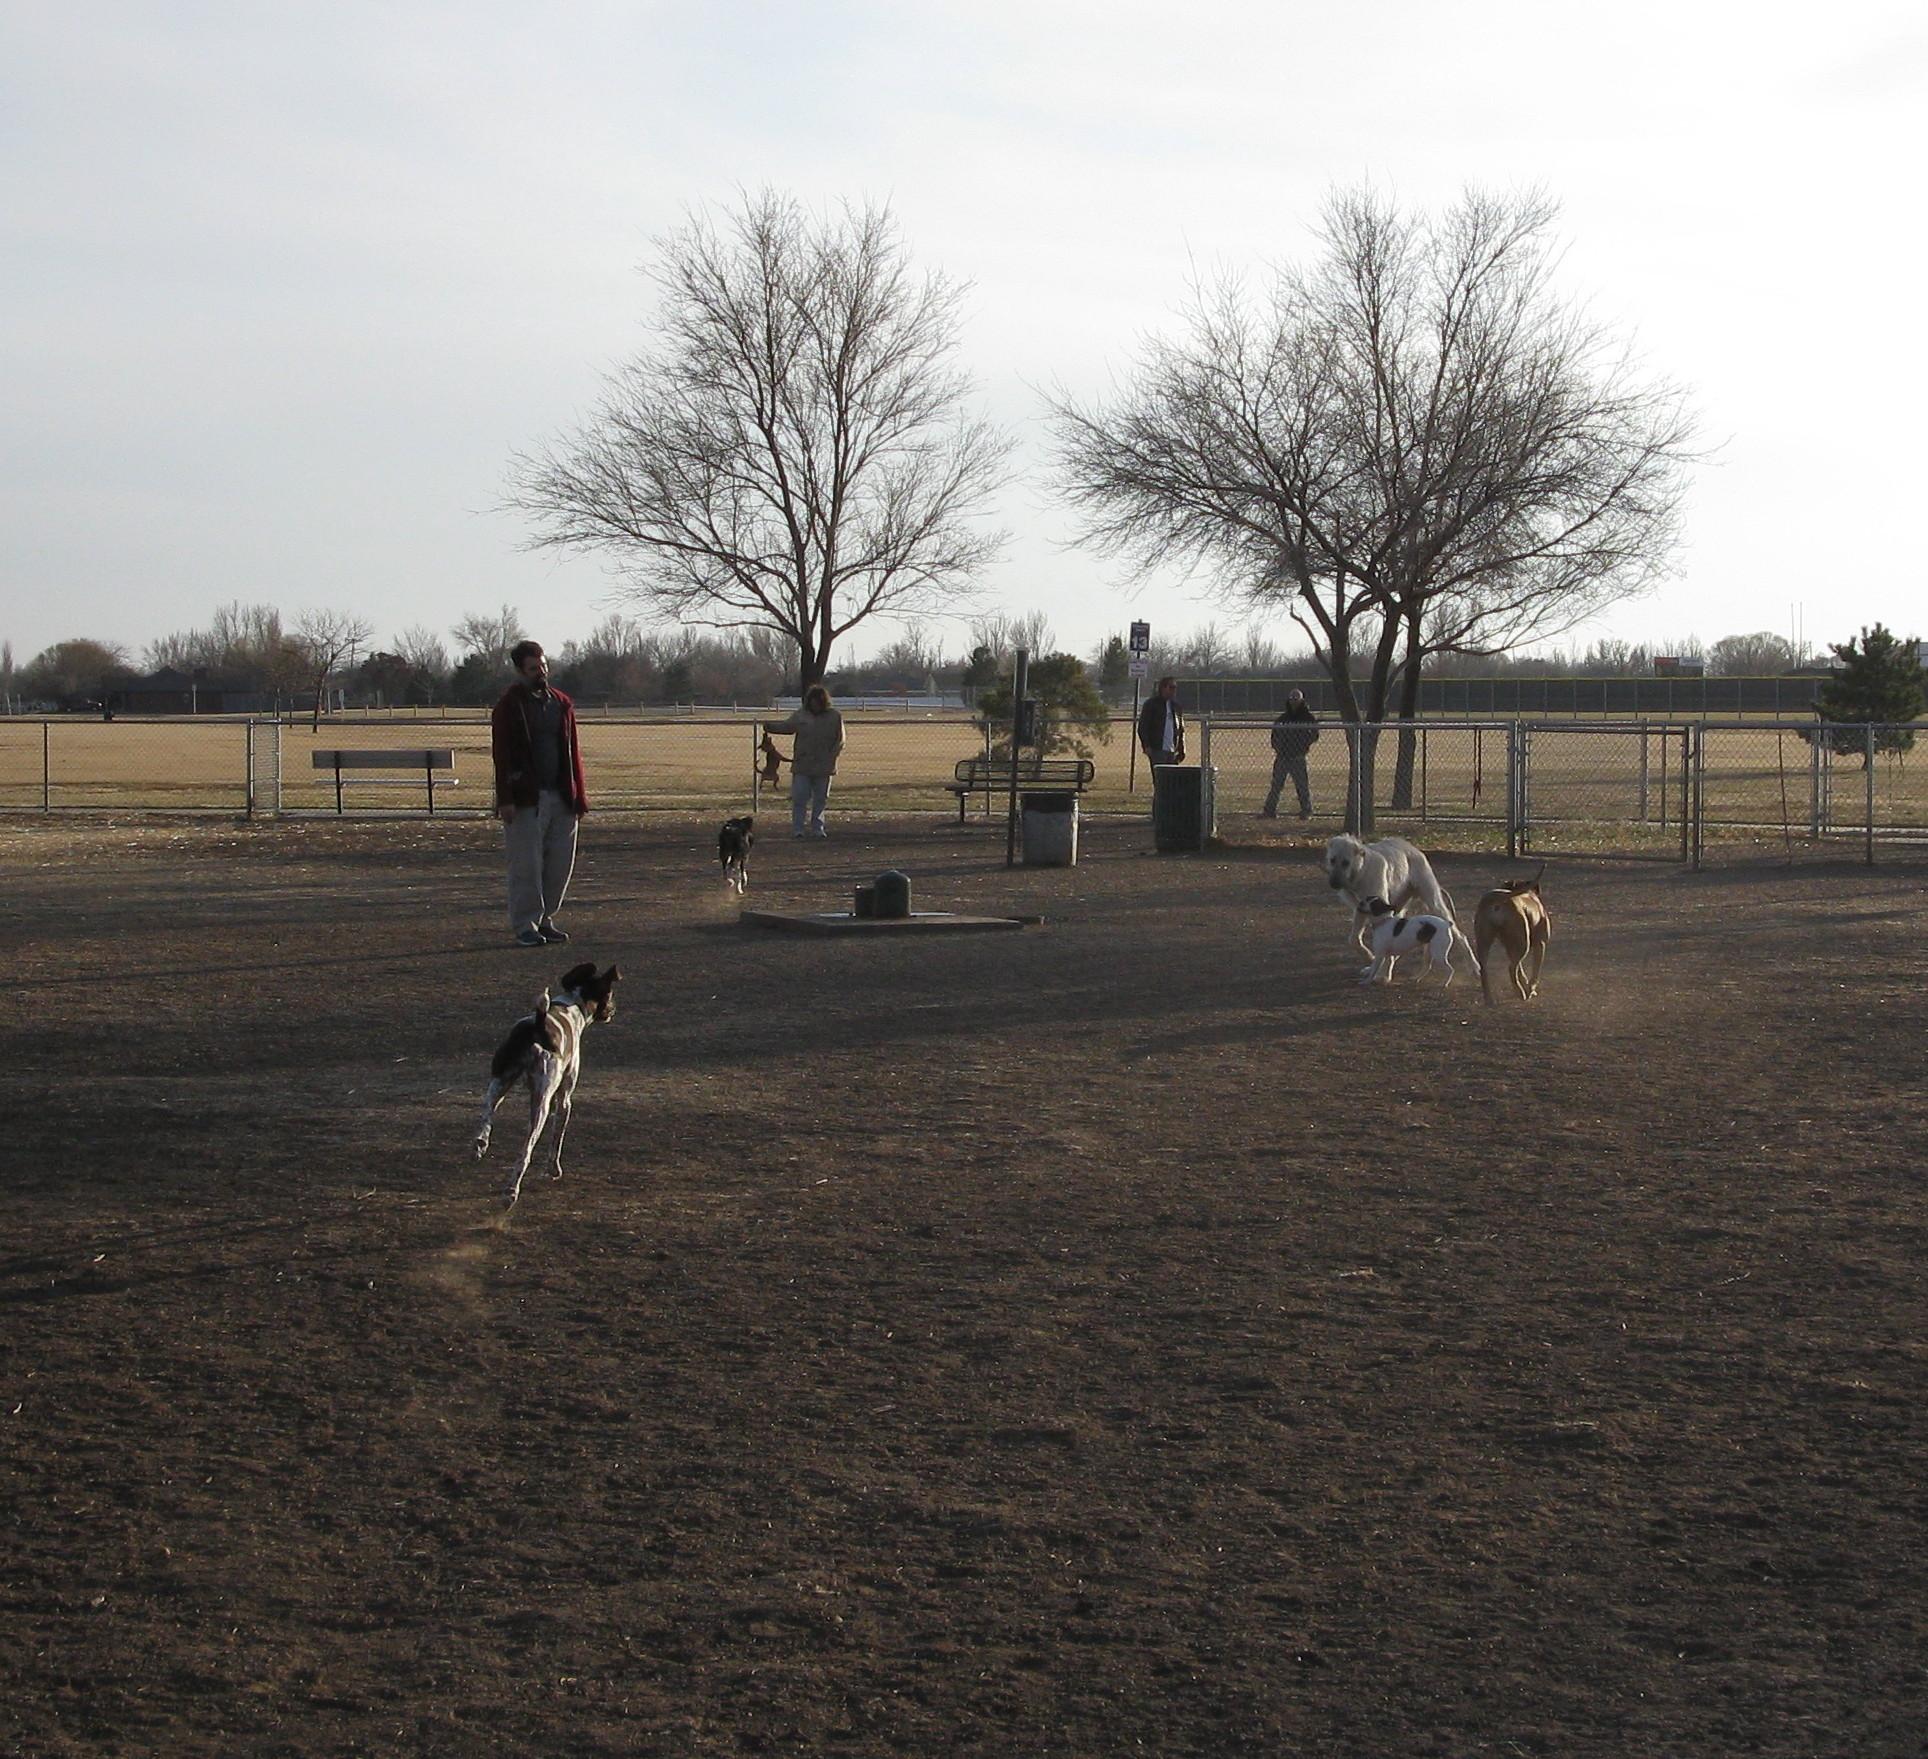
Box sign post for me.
[1127,622,1151,794]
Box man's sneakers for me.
[514,928,546,948]
[538,920,569,943]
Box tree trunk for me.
[1389,615,1424,811]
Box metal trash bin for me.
[1020,790,1079,866]
[1151,764,1216,852]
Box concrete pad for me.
[740,909,1037,936]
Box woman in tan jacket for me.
[763,684,846,838]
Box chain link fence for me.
[1199,718,1928,865]
[5,712,1924,865]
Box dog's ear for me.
[741,815,754,832]
[602,965,621,986]
[558,961,598,992]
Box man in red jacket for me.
[490,640,589,947]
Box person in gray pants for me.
[490,641,589,946]
[1262,689,1319,819]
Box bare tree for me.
[1708,631,1799,676]
[867,618,947,681]
[510,190,1013,686]
[1180,619,1235,672]
[968,613,1015,665]
[451,605,525,668]
[1051,185,1697,828]
[394,624,452,679]
[292,609,373,731]
[1011,610,1055,657]
[1240,624,1286,674]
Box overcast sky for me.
[6,1,1924,674]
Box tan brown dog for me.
[1472,867,1550,1003]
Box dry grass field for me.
[3,812,1924,1757]
[3,714,1924,853]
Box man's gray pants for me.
[505,790,579,934]
[1264,754,1312,816]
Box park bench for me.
[312,748,459,813]
[946,755,1095,822]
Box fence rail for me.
[2,713,1923,865]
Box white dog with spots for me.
[1324,833,1457,954]
[1358,897,1480,988]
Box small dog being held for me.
[1325,833,1457,954]
[1358,897,1480,988]
[718,814,755,895]
[474,961,621,1208]
[1473,866,1550,1003]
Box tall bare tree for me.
[968,613,1016,665]
[1011,610,1055,657]
[510,190,1013,686]
[394,624,452,679]
[292,609,373,731]
[1708,631,1800,676]
[451,605,525,669]
[1050,185,1697,828]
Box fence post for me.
[245,721,255,818]
[1865,732,1877,867]
[42,720,50,811]
[1505,721,1519,859]
[1638,722,1650,823]
[1809,734,1823,837]
[1689,725,1703,870]
[750,722,760,811]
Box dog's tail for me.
[1438,883,1457,925]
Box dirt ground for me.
[3,812,1924,1758]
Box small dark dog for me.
[719,814,755,895]
[474,962,621,1208]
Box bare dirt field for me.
[3,812,1924,1757]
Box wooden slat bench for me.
[312,748,459,813]
[946,755,1096,822]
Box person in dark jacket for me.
[1137,676,1185,768]
[490,640,589,947]
[1262,689,1319,818]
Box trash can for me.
[1151,764,1216,852]
[872,869,912,919]
[1020,791,1079,866]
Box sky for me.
[5,0,1925,675]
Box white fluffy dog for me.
[1325,833,1457,953]
[1358,898,1479,988]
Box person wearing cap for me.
[1262,688,1319,819]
